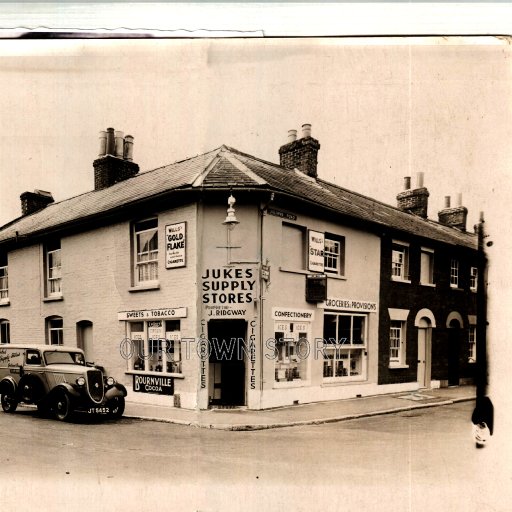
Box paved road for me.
[0,402,509,512]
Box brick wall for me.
[93,155,140,190]
[396,188,429,218]
[279,137,321,178]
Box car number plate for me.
[87,407,110,415]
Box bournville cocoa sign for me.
[133,374,174,395]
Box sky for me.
[0,37,510,236]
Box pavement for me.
[124,385,476,430]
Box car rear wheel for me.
[54,391,73,421]
[108,396,125,419]
[1,393,18,413]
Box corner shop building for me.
[0,127,477,410]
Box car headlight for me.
[106,377,115,386]
[76,377,86,386]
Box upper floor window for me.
[0,252,8,302]
[324,234,345,276]
[420,248,434,285]
[46,240,62,296]
[134,219,158,284]
[282,223,306,270]
[391,241,409,282]
[470,267,478,292]
[47,316,63,345]
[450,259,459,288]
[0,320,10,344]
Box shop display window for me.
[322,313,367,381]
[274,321,309,383]
[129,319,182,373]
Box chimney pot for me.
[98,131,107,157]
[301,123,312,138]
[456,193,463,207]
[404,176,411,190]
[416,172,424,189]
[123,135,134,161]
[287,129,297,143]
[114,131,124,158]
[106,127,115,155]
[445,196,451,208]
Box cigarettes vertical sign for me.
[308,230,325,272]
[166,222,186,269]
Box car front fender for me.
[105,383,127,400]
[49,383,81,400]
[0,377,17,395]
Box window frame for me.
[323,233,345,276]
[133,218,159,286]
[391,241,410,282]
[45,240,62,297]
[468,324,477,363]
[47,317,63,346]
[0,252,8,302]
[321,313,367,382]
[450,259,460,288]
[0,320,10,344]
[127,319,182,375]
[420,247,435,286]
[389,320,407,367]
[470,266,478,292]
[273,320,311,384]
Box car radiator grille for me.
[87,369,104,403]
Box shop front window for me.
[129,319,181,373]
[274,321,309,383]
[322,313,366,380]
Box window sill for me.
[43,295,63,302]
[322,377,366,384]
[129,282,161,292]
[273,379,310,389]
[388,364,409,369]
[391,277,411,284]
[470,288,477,293]
[450,286,464,291]
[279,267,346,280]
[125,370,184,379]
[0,300,10,307]
[420,282,436,288]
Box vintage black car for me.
[0,344,127,421]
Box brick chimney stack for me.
[20,189,54,216]
[396,172,429,218]
[93,128,139,190]
[279,124,321,179]
[438,193,468,231]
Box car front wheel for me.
[107,396,125,419]
[54,391,73,421]
[1,393,18,413]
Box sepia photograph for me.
[0,7,511,511]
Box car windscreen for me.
[44,351,85,365]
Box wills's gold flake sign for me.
[165,222,186,268]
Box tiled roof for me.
[0,145,477,250]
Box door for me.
[417,318,432,388]
[77,321,94,363]
[448,320,461,386]
[208,319,247,406]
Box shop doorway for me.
[448,319,461,386]
[208,319,247,406]
[417,318,432,388]
[77,321,94,363]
